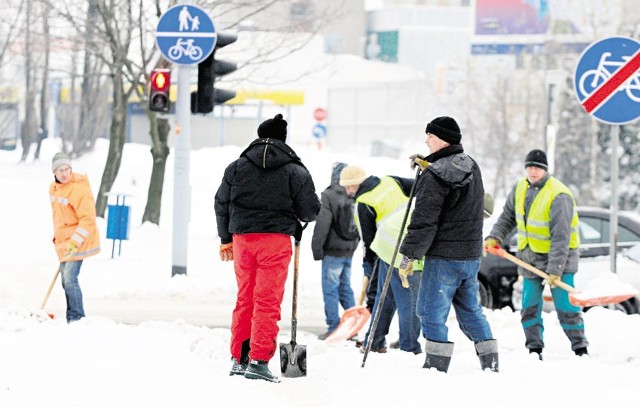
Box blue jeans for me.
[60,260,85,323]
[321,256,356,332]
[365,260,422,353]
[418,257,493,343]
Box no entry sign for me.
[574,36,640,124]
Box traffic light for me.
[191,32,238,114]
[149,69,171,113]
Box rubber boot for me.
[475,339,499,372]
[423,340,454,373]
[229,339,251,376]
[244,360,281,383]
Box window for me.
[618,225,640,243]
[579,217,603,244]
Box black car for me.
[479,206,640,312]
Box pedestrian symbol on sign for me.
[156,4,216,65]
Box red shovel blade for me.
[570,292,637,307]
[324,306,371,344]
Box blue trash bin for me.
[106,194,132,258]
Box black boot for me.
[475,339,499,372]
[423,340,454,373]
[244,360,281,383]
[574,347,589,357]
[529,347,543,361]
[229,339,251,376]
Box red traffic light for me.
[149,69,171,113]
[151,69,170,91]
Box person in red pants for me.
[215,114,320,383]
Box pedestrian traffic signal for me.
[149,69,171,113]
[191,32,238,114]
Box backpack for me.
[334,201,359,241]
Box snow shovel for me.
[362,166,422,368]
[40,267,60,319]
[324,276,371,343]
[485,244,638,307]
[279,236,307,377]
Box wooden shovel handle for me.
[486,245,577,294]
[358,276,369,306]
[40,267,61,310]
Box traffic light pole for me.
[172,64,192,276]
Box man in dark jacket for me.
[312,162,360,339]
[215,114,321,383]
[399,116,498,373]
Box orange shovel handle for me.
[486,245,577,294]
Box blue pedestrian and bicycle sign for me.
[312,123,327,139]
[155,4,217,65]
[574,36,640,124]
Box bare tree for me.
[34,0,51,160]
[20,0,39,161]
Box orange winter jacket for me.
[50,173,101,262]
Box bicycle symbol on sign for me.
[578,52,640,102]
[168,38,203,61]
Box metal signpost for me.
[574,36,640,274]
[156,1,217,276]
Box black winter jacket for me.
[215,138,321,244]
[400,144,484,260]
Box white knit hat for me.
[51,152,71,172]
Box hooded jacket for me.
[311,164,360,260]
[50,173,101,262]
[215,138,321,244]
[400,144,484,260]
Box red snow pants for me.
[230,233,292,362]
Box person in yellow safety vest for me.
[339,165,413,353]
[369,205,424,354]
[484,149,588,361]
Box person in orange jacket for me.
[50,152,100,323]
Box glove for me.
[294,222,306,242]
[545,274,561,287]
[409,154,430,171]
[398,255,414,288]
[65,241,78,258]
[482,237,500,257]
[483,193,495,219]
[219,243,234,262]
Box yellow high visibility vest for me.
[515,176,580,253]
[354,176,409,228]
[370,207,424,270]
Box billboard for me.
[476,0,550,35]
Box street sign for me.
[312,123,327,139]
[313,107,327,121]
[574,36,640,124]
[155,4,216,65]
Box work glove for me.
[483,193,495,219]
[409,154,430,171]
[219,243,234,262]
[398,255,414,288]
[545,274,561,287]
[294,222,306,242]
[65,241,79,258]
[482,237,500,257]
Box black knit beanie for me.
[425,116,461,145]
[258,114,288,142]
[524,149,548,170]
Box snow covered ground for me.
[1,138,639,407]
